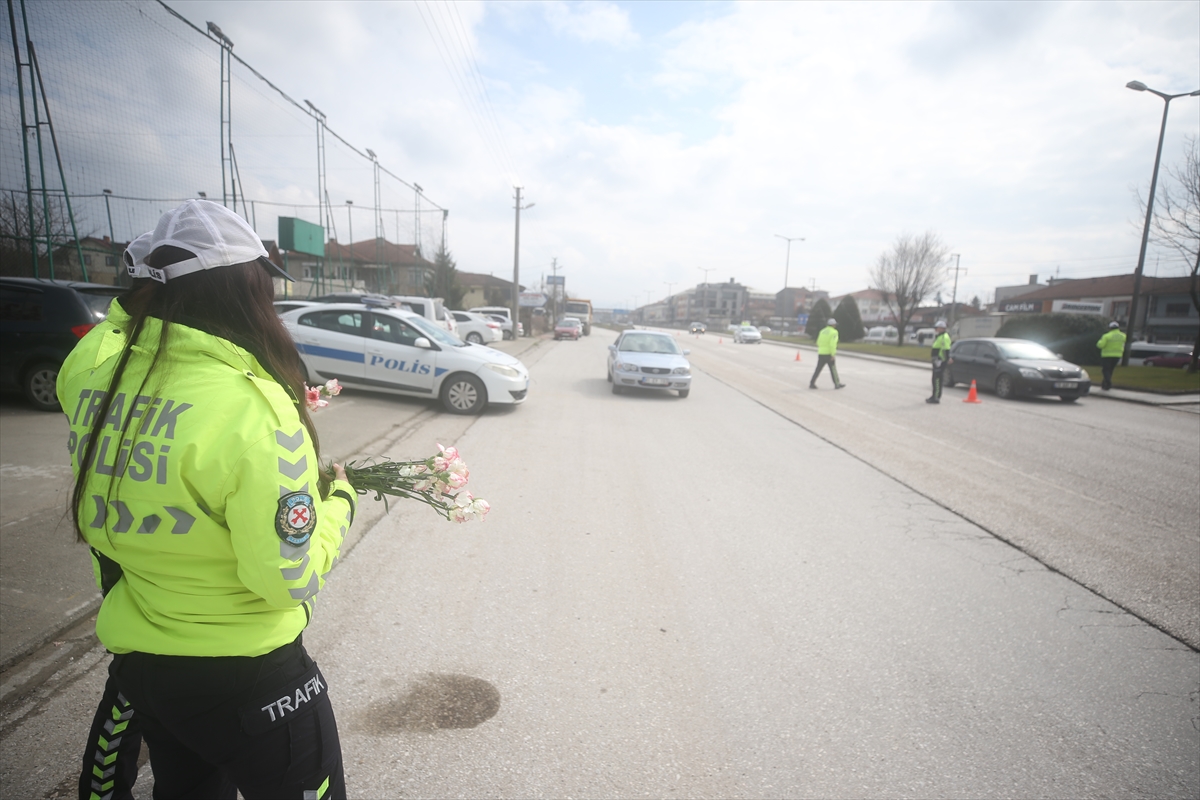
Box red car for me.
[1144,351,1194,369]
[554,317,583,340]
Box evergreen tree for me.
[428,245,465,308]
[833,295,866,341]
[805,298,833,339]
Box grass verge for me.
[1083,366,1200,393]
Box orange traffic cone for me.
[719,337,723,344]
[794,351,801,362]
[964,380,982,403]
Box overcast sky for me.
[54,2,1200,308]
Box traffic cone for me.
[719,338,723,344]
[964,380,982,403]
[794,351,801,362]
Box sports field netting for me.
[2,0,444,287]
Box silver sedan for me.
[607,330,692,398]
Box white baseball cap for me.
[123,231,157,281]
[827,318,838,325]
[146,199,292,283]
[1108,321,1120,328]
[935,319,947,328]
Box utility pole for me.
[102,189,119,284]
[664,281,676,325]
[550,257,560,322]
[512,188,533,337]
[697,267,714,285]
[948,253,965,327]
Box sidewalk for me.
[768,338,1199,411]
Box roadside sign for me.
[519,292,547,307]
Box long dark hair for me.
[70,248,318,542]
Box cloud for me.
[541,1,638,47]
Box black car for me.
[1,277,124,411]
[689,321,707,334]
[947,337,1091,402]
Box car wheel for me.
[23,361,62,412]
[995,373,1015,399]
[945,372,957,388]
[678,389,690,398]
[1060,395,1079,403]
[611,382,623,395]
[606,368,612,382]
[440,373,487,414]
[466,332,483,344]
[503,330,513,340]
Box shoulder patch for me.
[276,491,317,546]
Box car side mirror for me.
[683,349,691,355]
[414,337,433,349]
[608,344,617,352]
[1057,353,1064,359]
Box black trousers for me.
[79,675,143,800]
[1100,356,1119,389]
[931,362,946,400]
[103,637,344,800]
[810,355,840,386]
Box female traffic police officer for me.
[61,200,355,800]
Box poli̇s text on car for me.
[280,302,529,414]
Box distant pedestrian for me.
[810,318,845,389]
[926,319,951,404]
[1096,321,1126,390]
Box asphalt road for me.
[682,332,1200,650]
[0,330,1196,798]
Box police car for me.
[279,302,529,414]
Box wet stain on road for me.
[366,673,500,732]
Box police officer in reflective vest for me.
[61,201,354,800]
[810,318,846,389]
[927,320,951,404]
[1096,321,1126,391]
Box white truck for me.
[563,299,593,335]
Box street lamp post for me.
[664,281,676,325]
[102,189,116,284]
[1122,80,1200,366]
[774,234,804,290]
[345,200,353,245]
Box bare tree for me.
[1144,136,1200,372]
[869,231,949,346]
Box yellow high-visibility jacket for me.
[57,301,355,657]
[1097,329,1126,358]
[817,326,839,356]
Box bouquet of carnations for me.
[305,380,489,523]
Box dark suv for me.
[1,277,124,411]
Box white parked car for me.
[733,324,762,344]
[469,306,518,340]
[450,310,503,344]
[274,300,318,315]
[280,303,529,414]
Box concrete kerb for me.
[760,336,1199,408]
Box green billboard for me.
[278,217,325,257]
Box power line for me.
[415,0,517,182]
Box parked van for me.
[1126,342,1193,366]
[864,326,899,344]
[949,315,1005,340]
[391,295,456,335]
[907,328,937,346]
